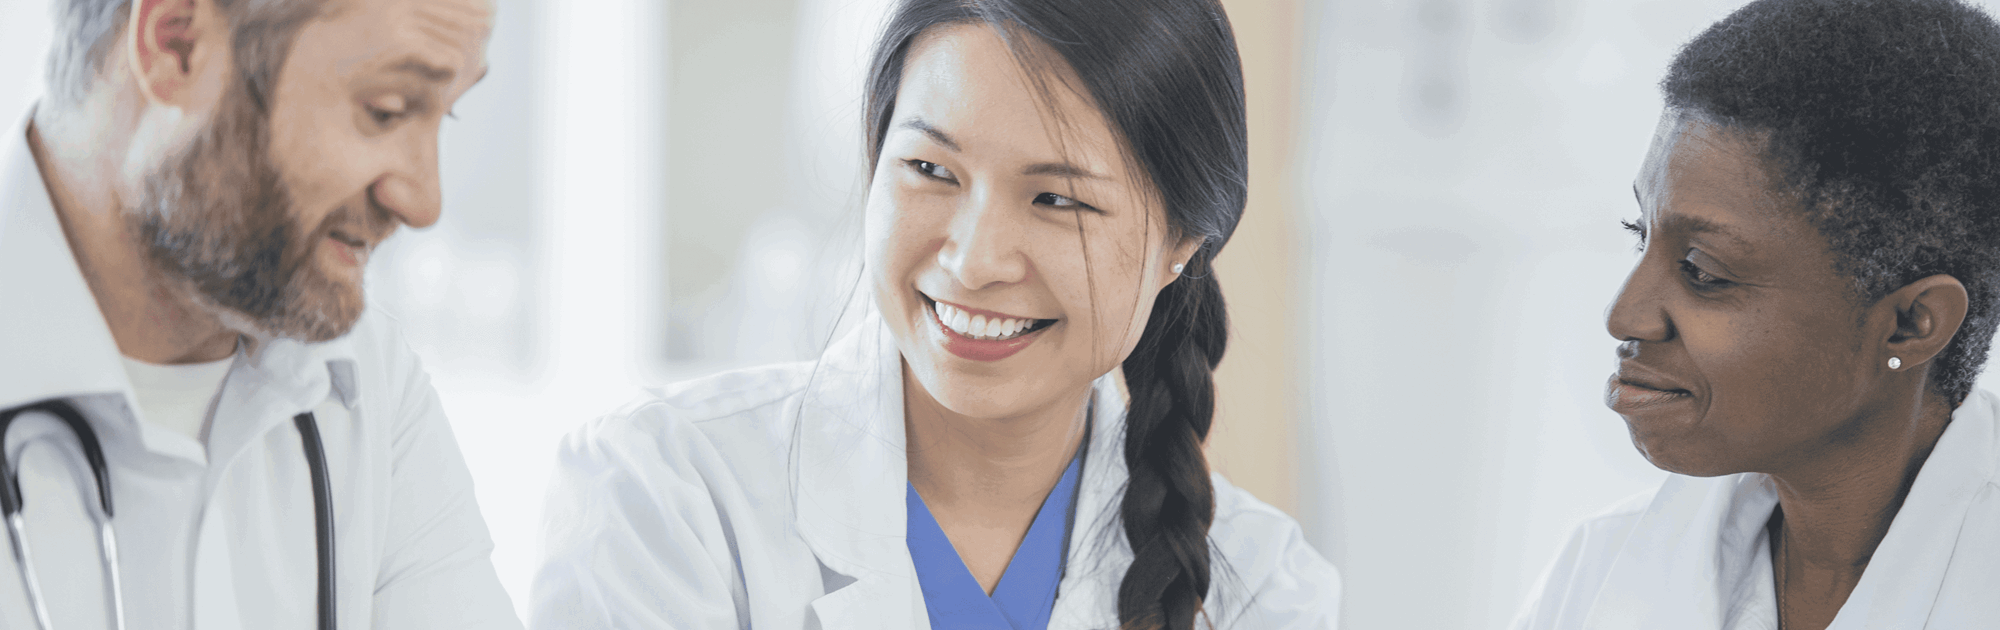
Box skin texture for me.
[1608,109,1967,630]
[871,24,1198,594]
[29,0,490,364]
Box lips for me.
[324,229,375,266]
[921,294,1056,362]
[1605,368,1694,413]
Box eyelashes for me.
[902,159,1101,213]
[909,159,956,182]
[1678,259,1727,287]
[1621,218,1647,251]
[1622,218,1732,289]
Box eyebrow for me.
[389,58,459,84]
[1658,214,1750,248]
[1022,162,1107,180]
[901,118,960,152]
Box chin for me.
[1629,431,1740,478]
[259,270,367,344]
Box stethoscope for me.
[0,398,337,630]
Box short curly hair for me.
[1664,0,2000,407]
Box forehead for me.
[1638,110,1828,249]
[1639,112,1788,217]
[294,0,493,81]
[894,24,1123,169]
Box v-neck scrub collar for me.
[907,438,1088,630]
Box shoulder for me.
[1204,473,1342,629]
[333,308,428,402]
[557,361,820,489]
[1510,487,1658,630]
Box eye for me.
[907,159,956,182]
[1678,257,1729,288]
[367,106,403,126]
[362,94,426,129]
[1034,192,1096,212]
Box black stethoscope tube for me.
[0,399,335,630]
[294,412,337,630]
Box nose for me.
[936,187,1030,290]
[368,131,442,229]
[1606,257,1674,343]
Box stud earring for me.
[1889,357,1903,370]
[1172,263,1185,275]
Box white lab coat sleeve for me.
[1210,475,1342,629]
[1510,497,1647,630]
[530,405,746,630]
[369,342,525,629]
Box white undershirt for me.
[119,352,236,443]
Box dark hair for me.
[46,0,324,109]
[862,0,1247,628]
[1664,0,2000,407]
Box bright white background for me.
[11,0,2000,628]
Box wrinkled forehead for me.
[1636,109,1772,202]
[305,0,493,78]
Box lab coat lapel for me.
[0,115,130,413]
[196,337,359,630]
[1827,390,1999,630]
[1048,378,1131,630]
[1585,471,1777,630]
[794,314,927,629]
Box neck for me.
[903,366,1090,513]
[1768,392,1952,626]
[30,101,238,365]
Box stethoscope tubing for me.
[0,399,334,630]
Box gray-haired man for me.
[0,0,522,627]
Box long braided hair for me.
[862,1,1248,627]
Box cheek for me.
[1682,305,1865,442]
[863,178,942,286]
[266,76,377,226]
[1051,216,1163,365]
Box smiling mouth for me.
[328,230,368,250]
[1606,374,1693,411]
[922,294,1057,341]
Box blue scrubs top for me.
[907,450,1085,630]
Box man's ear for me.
[1879,274,1970,372]
[125,0,218,105]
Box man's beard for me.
[130,82,386,344]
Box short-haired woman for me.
[1516,1,2000,628]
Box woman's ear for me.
[1879,274,1970,372]
[1165,236,1205,282]
[125,0,223,105]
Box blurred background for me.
[13,0,2000,627]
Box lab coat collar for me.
[0,111,129,414]
[1586,389,2000,630]
[0,107,361,467]
[791,311,922,627]
[791,311,1133,630]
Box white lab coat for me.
[531,312,1341,629]
[0,114,523,629]
[1513,389,2000,630]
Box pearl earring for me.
[1889,357,1903,370]
[1172,263,1185,275]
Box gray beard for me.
[130,84,363,344]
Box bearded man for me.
[0,0,522,628]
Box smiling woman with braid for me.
[527,0,1340,628]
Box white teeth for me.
[931,300,1041,340]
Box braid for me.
[1116,257,1228,630]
